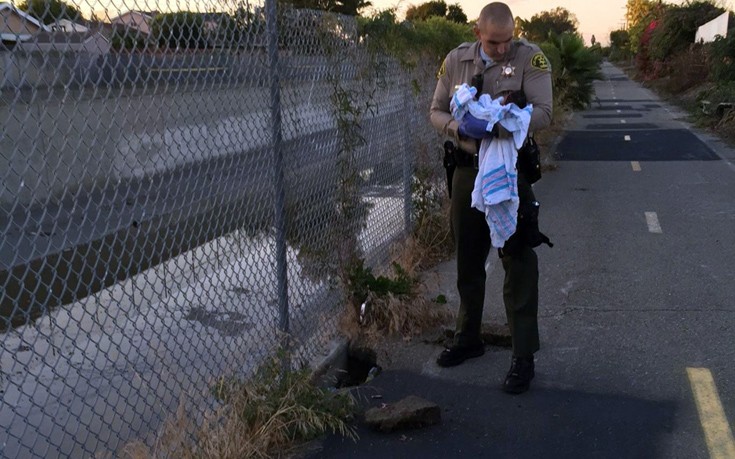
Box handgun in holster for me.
[500,200,553,257]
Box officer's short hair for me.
[477,2,514,29]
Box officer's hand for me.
[458,113,491,140]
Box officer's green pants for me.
[450,166,540,358]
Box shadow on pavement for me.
[313,369,677,458]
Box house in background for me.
[108,10,157,37]
[0,2,49,44]
[1,2,108,54]
[200,12,230,33]
[50,19,89,33]
[200,12,235,48]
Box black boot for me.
[503,356,535,394]
[436,343,485,367]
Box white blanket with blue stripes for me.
[450,84,533,248]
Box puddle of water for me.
[0,192,406,457]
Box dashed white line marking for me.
[624,135,631,141]
[621,119,627,124]
[615,102,619,106]
[645,212,662,233]
[631,161,641,171]
[617,109,622,113]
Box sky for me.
[83,0,734,44]
[366,0,734,46]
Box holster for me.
[501,200,553,257]
[517,136,542,184]
[443,140,457,198]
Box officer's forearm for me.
[430,110,478,154]
[430,110,458,138]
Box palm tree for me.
[549,32,603,109]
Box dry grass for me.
[715,108,735,142]
[339,288,451,344]
[536,105,572,173]
[123,401,196,459]
[122,357,357,459]
[338,235,453,345]
[410,200,454,270]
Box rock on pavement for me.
[364,395,441,432]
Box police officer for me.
[429,2,552,394]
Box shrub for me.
[698,81,735,109]
[412,16,475,62]
[659,45,709,94]
[636,19,659,79]
[648,1,725,63]
[608,27,632,61]
[358,11,474,66]
[696,82,735,142]
[110,29,147,52]
[150,12,206,49]
[710,32,735,83]
[341,257,451,339]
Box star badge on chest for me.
[501,63,516,78]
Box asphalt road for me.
[314,61,735,458]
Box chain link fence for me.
[1,1,442,456]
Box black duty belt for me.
[453,149,479,169]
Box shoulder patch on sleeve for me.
[437,58,446,79]
[531,52,550,71]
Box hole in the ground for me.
[335,346,381,388]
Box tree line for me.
[14,0,603,112]
[357,5,600,111]
[606,0,735,138]
[607,0,733,83]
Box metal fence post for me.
[402,79,414,234]
[266,0,290,355]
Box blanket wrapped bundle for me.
[450,84,534,248]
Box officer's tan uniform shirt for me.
[430,39,553,155]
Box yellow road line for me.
[687,368,735,459]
